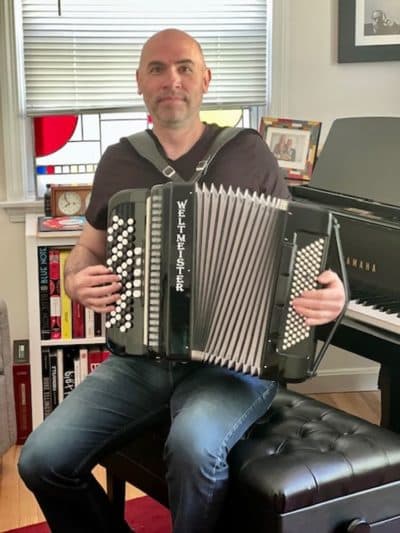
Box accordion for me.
[105,183,343,382]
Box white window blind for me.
[21,0,269,115]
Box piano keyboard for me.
[346,299,400,336]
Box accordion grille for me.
[191,185,287,375]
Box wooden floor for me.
[0,391,381,532]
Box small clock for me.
[50,185,92,217]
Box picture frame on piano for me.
[259,117,321,181]
[338,0,400,63]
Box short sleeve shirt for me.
[85,123,290,230]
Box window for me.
[34,109,254,197]
[0,0,272,216]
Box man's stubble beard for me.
[151,98,202,129]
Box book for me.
[56,348,64,405]
[74,352,81,387]
[102,349,110,362]
[85,307,95,338]
[37,246,51,339]
[79,347,89,382]
[72,300,85,338]
[94,312,103,337]
[41,347,52,418]
[49,249,61,339]
[63,347,76,398]
[88,346,106,373]
[49,349,59,410]
[13,363,33,444]
[59,249,72,339]
[37,216,86,233]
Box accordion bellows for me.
[105,183,335,382]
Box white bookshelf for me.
[25,214,105,428]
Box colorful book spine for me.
[72,300,85,338]
[63,347,76,399]
[49,349,59,410]
[88,346,106,373]
[56,348,64,405]
[13,363,33,444]
[49,249,61,339]
[79,347,89,382]
[74,352,81,387]
[85,307,95,338]
[94,312,102,337]
[41,347,52,418]
[59,249,72,339]
[37,246,51,340]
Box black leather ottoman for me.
[102,388,400,532]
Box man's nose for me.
[163,67,182,88]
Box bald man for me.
[19,29,345,533]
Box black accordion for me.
[105,183,344,382]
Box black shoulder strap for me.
[124,127,245,183]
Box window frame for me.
[0,0,285,222]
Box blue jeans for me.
[18,355,277,533]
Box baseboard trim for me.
[288,367,379,394]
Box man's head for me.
[372,10,386,32]
[136,29,211,130]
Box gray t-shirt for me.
[86,123,290,230]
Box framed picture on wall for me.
[338,0,400,62]
[259,117,321,181]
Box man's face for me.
[136,32,211,129]
[372,10,385,30]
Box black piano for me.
[291,116,400,433]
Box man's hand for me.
[291,270,346,326]
[66,265,121,313]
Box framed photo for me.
[338,0,400,63]
[259,117,321,181]
[13,339,30,364]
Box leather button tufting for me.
[347,518,371,532]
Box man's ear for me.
[136,69,142,95]
[202,67,211,94]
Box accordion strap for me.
[125,127,245,183]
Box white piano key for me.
[346,299,400,335]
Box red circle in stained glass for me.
[34,115,78,157]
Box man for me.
[272,134,288,160]
[19,29,345,533]
[284,137,296,162]
[365,9,400,35]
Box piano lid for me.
[308,117,400,208]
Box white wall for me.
[1,0,399,391]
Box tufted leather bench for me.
[102,388,400,532]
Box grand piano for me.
[291,116,400,433]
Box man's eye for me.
[149,66,162,74]
[179,66,192,73]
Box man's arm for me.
[64,222,121,313]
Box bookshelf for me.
[25,214,105,428]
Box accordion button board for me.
[105,189,148,355]
[105,183,340,383]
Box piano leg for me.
[378,364,400,433]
